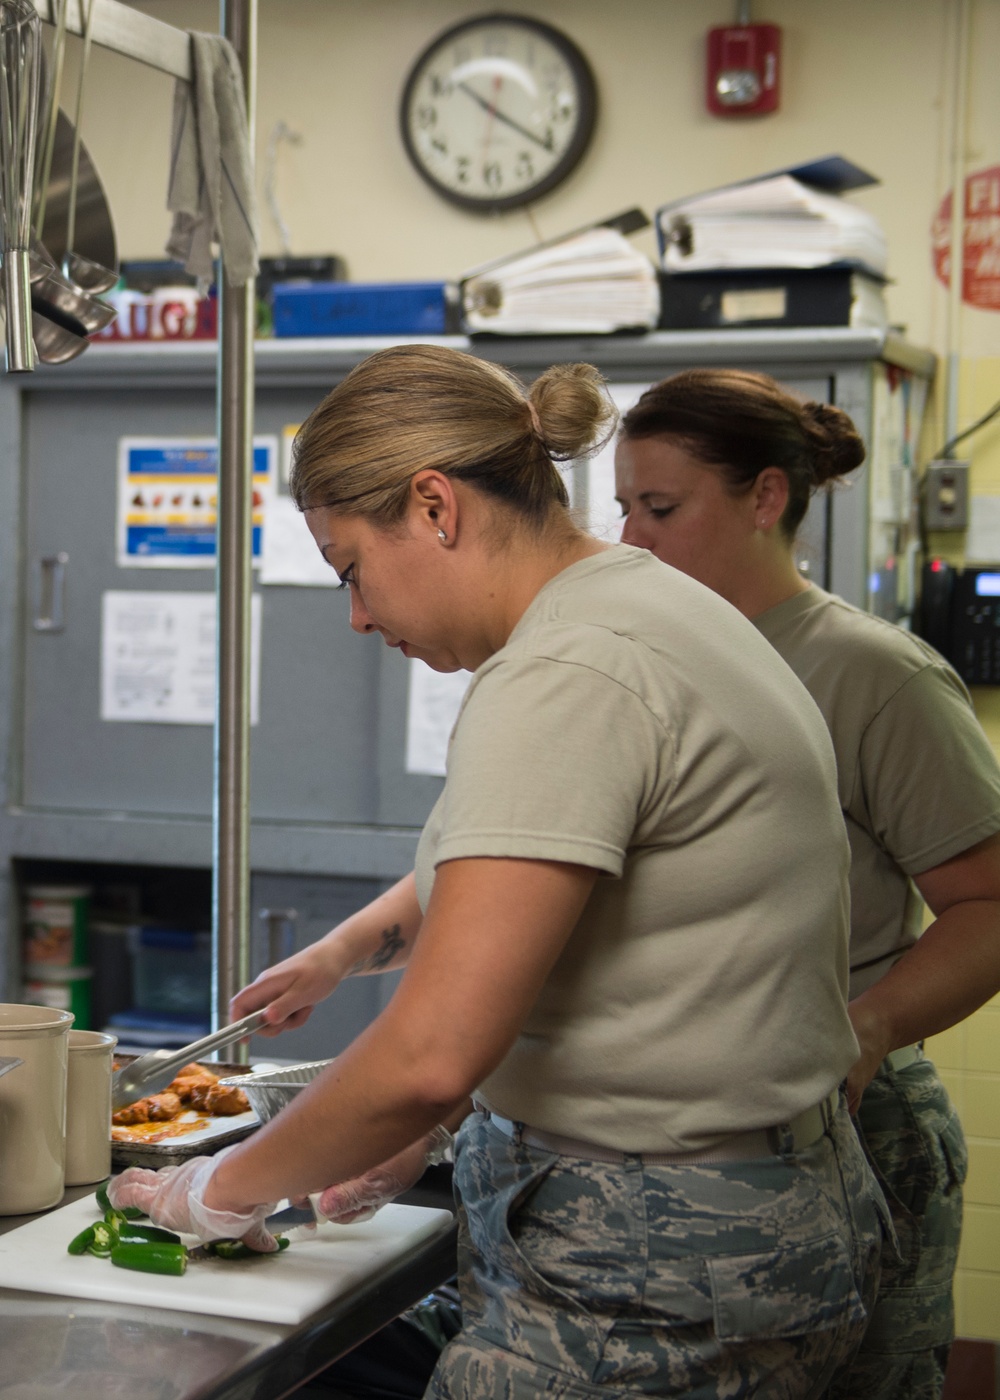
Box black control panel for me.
[919,561,1000,684]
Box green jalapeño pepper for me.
[88,1222,116,1258]
[96,1180,144,1220]
[205,1235,290,1260]
[110,1242,188,1276]
[67,1225,96,1256]
[102,1207,178,1244]
[115,1221,182,1247]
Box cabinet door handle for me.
[258,907,298,972]
[34,553,68,633]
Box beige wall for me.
[68,0,1000,1340]
[65,0,987,352]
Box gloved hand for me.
[314,1126,453,1225]
[107,1145,280,1251]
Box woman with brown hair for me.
[112,345,884,1399]
[616,366,1000,1400]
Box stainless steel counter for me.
[0,1175,458,1400]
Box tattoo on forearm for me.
[351,924,406,974]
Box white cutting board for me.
[0,1193,454,1325]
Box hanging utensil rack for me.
[23,0,257,1049]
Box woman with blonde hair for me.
[112,345,884,1399]
[616,366,1000,1400]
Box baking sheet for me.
[111,1108,260,1168]
[0,1193,454,1325]
[110,1059,259,1169]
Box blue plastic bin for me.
[272,281,448,337]
[128,927,212,1017]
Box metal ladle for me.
[29,234,114,363]
[61,0,116,293]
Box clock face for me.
[400,13,598,213]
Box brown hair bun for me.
[800,401,867,485]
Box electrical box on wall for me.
[923,460,970,531]
[706,22,781,116]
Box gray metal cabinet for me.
[0,329,935,1004]
[19,384,383,824]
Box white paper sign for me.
[966,495,1000,564]
[260,494,339,586]
[101,591,262,725]
[405,661,472,777]
[582,382,652,541]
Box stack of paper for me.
[461,225,660,335]
[657,174,888,278]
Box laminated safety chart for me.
[116,437,277,568]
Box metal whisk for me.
[0,0,41,372]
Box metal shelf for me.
[23,328,936,393]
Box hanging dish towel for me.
[166,32,258,287]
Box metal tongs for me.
[111,1010,267,1111]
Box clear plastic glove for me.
[314,1126,453,1225]
[107,1145,280,1251]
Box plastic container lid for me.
[24,964,93,982]
[106,1009,209,1033]
[24,885,92,900]
[133,927,209,951]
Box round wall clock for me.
[400,12,598,213]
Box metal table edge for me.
[193,1215,459,1400]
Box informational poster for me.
[116,437,277,568]
[101,591,262,725]
[260,494,338,586]
[405,660,472,777]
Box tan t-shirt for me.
[414,546,859,1153]
[755,585,1000,999]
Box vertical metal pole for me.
[945,0,970,448]
[213,0,256,1047]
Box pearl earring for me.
[438,529,447,542]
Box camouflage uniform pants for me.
[428,1102,886,1399]
[822,1055,966,1400]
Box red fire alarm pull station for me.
[707,7,781,117]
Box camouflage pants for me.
[428,1102,886,1399]
[823,1056,966,1400]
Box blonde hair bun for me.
[529,362,618,461]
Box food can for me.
[23,965,93,1031]
[23,884,91,967]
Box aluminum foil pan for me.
[218,1059,333,1125]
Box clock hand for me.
[479,74,502,163]
[457,81,553,152]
